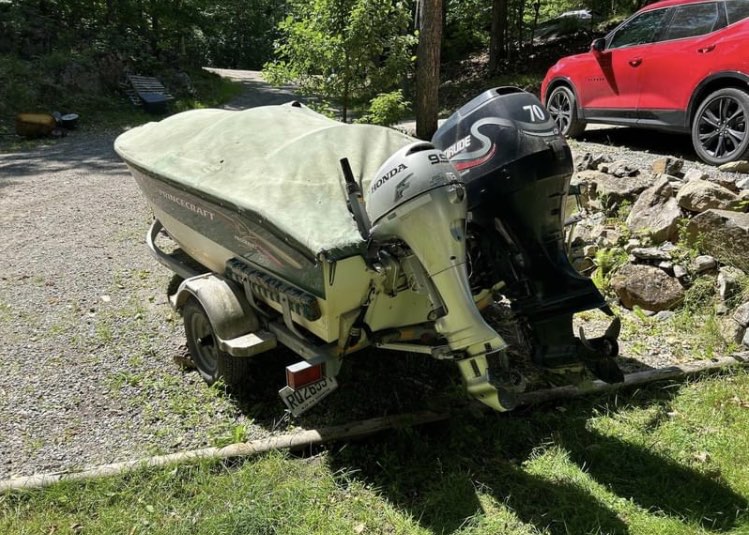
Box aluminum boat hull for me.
[126,163,433,344]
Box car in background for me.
[535,9,592,41]
[541,0,749,165]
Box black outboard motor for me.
[432,87,623,384]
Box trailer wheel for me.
[183,298,251,390]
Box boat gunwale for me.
[124,160,367,264]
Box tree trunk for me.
[515,0,525,59]
[488,0,508,73]
[105,0,114,25]
[343,83,349,123]
[529,1,541,51]
[342,50,350,122]
[415,0,442,140]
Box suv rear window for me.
[725,0,749,23]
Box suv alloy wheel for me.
[547,86,587,137]
[691,87,749,165]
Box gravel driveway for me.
[0,71,305,479]
[0,72,729,479]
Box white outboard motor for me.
[366,142,514,411]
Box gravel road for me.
[0,71,728,479]
[0,71,301,479]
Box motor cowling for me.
[432,87,601,318]
[433,87,570,194]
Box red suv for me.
[541,0,749,165]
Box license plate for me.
[279,377,338,417]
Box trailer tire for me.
[183,298,251,390]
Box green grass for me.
[484,72,545,94]
[0,301,11,323]
[171,68,244,113]
[1,61,242,152]
[4,370,749,534]
[80,68,242,133]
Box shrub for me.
[355,90,411,127]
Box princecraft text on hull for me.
[115,88,622,416]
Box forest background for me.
[0,0,649,137]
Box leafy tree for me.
[201,0,285,69]
[263,0,416,122]
[481,0,646,72]
[443,0,491,60]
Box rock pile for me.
[569,154,749,348]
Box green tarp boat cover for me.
[115,103,415,256]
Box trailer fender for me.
[173,274,273,357]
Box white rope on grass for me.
[0,410,450,492]
[1,352,746,492]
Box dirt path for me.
[205,68,303,109]
[0,72,307,479]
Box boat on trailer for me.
[115,88,622,416]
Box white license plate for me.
[279,377,338,416]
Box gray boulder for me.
[571,211,607,244]
[687,209,749,271]
[718,160,749,173]
[673,264,688,279]
[625,177,681,243]
[709,175,740,193]
[630,246,673,262]
[577,153,612,172]
[661,174,686,187]
[610,264,685,311]
[598,160,640,178]
[598,227,623,248]
[659,261,674,273]
[583,245,598,257]
[684,168,738,193]
[692,255,717,274]
[651,157,684,177]
[719,318,746,345]
[683,168,709,182]
[733,302,749,327]
[574,170,652,212]
[624,239,641,253]
[676,179,740,213]
[653,310,675,321]
[718,266,745,301]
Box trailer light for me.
[286,361,324,390]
